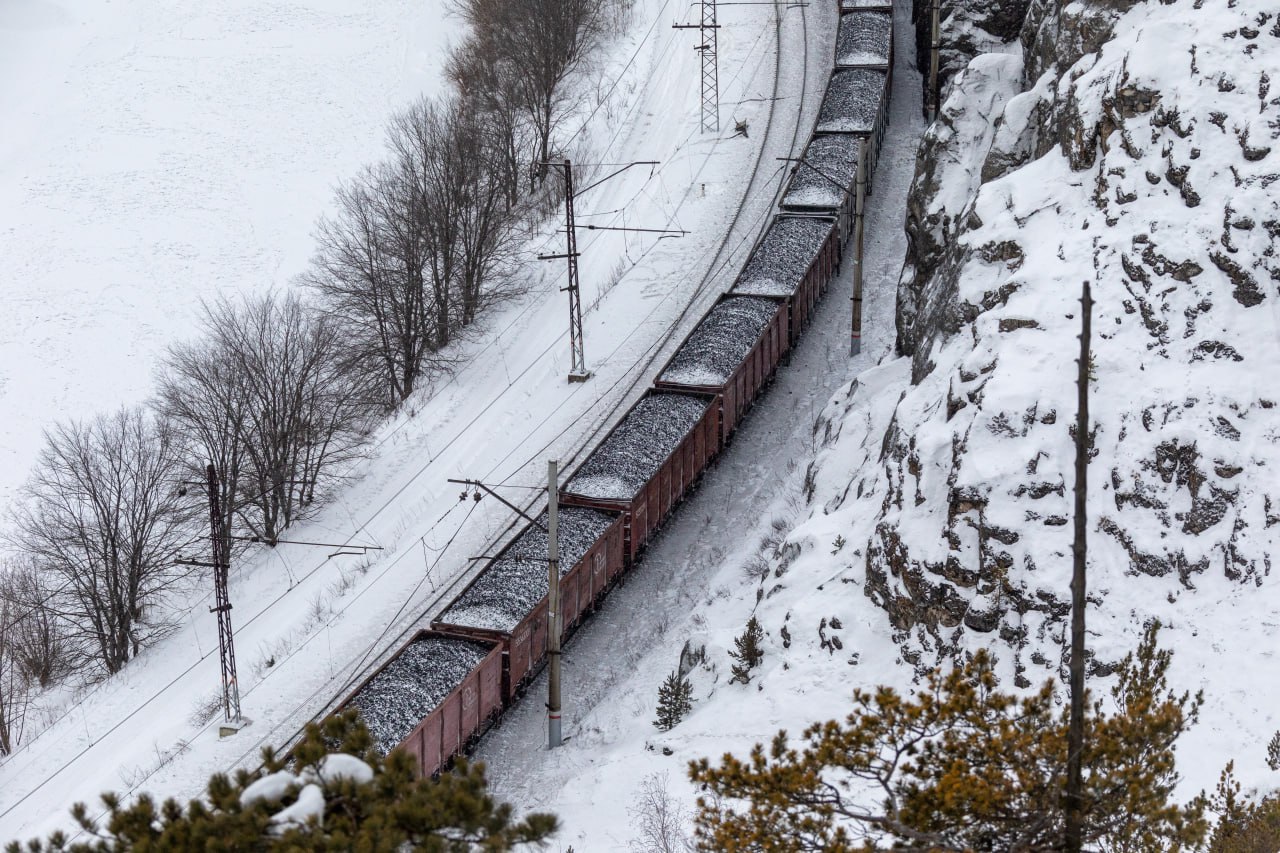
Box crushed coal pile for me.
[840,0,892,8]
[731,217,834,297]
[346,635,490,754]
[836,11,891,67]
[659,297,780,387]
[816,69,886,134]
[563,393,711,501]
[782,135,861,210]
[438,507,616,633]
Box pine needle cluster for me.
[7,711,556,852]
[691,624,1214,851]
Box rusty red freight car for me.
[560,390,719,562]
[653,295,788,443]
[730,215,840,345]
[780,134,863,243]
[431,507,624,698]
[338,631,503,778]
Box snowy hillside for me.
[815,0,1279,795]
[0,0,832,843]
[0,0,455,509]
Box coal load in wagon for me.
[840,0,892,9]
[346,635,489,754]
[731,218,833,298]
[439,507,616,633]
[816,69,886,134]
[836,12,891,67]
[782,135,861,210]
[565,393,709,501]
[659,297,779,387]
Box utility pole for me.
[851,138,867,356]
[536,160,669,382]
[928,0,942,121]
[537,160,589,382]
[206,463,242,734]
[546,460,562,748]
[1064,280,1092,852]
[673,0,721,133]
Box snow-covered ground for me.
[0,0,837,842]
[0,0,456,510]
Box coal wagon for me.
[560,390,719,562]
[653,295,788,443]
[431,507,624,698]
[337,631,503,778]
[730,215,840,345]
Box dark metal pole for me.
[547,460,562,748]
[206,463,242,728]
[564,161,589,382]
[851,138,867,356]
[1064,280,1092,851]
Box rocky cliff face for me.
[802,0,1279,684]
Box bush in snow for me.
[7,711,556,851]
[691,625,1227,851]
[654,670,693,732]
[727,616,764,685]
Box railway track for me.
[253,0,820,764]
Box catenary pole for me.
[547,460,562,748]
[928,0,941,121]
[851,137,867,356]
[206,463,242,730]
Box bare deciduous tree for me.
[199,293,374,543]
[307,162,439,407]
[155,331,253,549]
[446,38,534,207]
[0,582,33,755]
[628,773,695,853]
[390,96,518,329]
[452,0,609,173]
[0,560,69,689]
[9,409,192,675]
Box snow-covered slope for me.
[814,0,1280,792]
[0,0,455,509]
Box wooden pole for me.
[1064,280,1092,850]
[547,460,562,749]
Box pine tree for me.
[691,624,1213,851]
[654,670,693,732]
[728,616,764,684]
[8,711,557,852]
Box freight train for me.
[331,0,895,776]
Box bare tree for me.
[9,409,192,675]
[0,582,33,755]
[199,292,374,544]
[306,162,440,407]
[0,559,69,689]
[446,38,534,207]
[452,0,609,174]
[155,331,254,550]
[628,773,695,853]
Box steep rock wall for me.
[809,0,1280,680]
